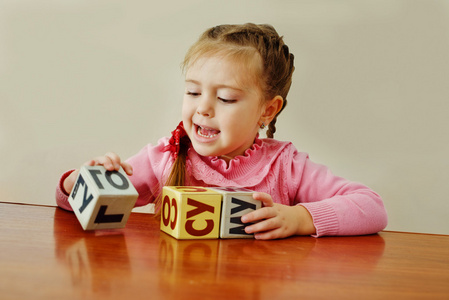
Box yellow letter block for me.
[160,186,222,239]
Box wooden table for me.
[1,202,448,299]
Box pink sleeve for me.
[125,139,173,207]
[290,152,388,237]
[55,169,76,211]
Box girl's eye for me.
[186,91,200,97]
[218,97,237,103]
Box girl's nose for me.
[196,96,214,117]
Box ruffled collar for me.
[185,137,292,187]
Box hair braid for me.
[267,98,288,138]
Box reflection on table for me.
[0,202,448,299]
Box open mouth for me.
[196,124,220,138]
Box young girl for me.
[56,23,388,239]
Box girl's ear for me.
[260,95,284,126]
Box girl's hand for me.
[241,192,316,240]
[84,152,133,174]
[62,152,133,195]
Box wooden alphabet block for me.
[69,165,138,230]
[209,187,261,239]
[160,186,222,239]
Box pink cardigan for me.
[56,137,387,237]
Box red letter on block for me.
[185,198,215,236]
[162,195,178,230]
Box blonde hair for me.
[154,23,295,216]
[183,23,295,138]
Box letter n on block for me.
[210,187,261,239]
[160,186,222,239]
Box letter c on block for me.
[162,195,178,230]
[185,219,214,237]
[162,195,170,227]
[170,198,177,230]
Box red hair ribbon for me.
[162,121,189,159]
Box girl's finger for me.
[87,156,115,170]
[121,161,134,176]
[241,206,277,224]
[252,192,274,207]
[245,216,280,234]
[104,152,121,170]
[83,154,131,174]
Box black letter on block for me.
[72,174,85,198]
[88,169,104,189]
[229,217,251,235]
[105,171,129,190]
[94,205,124,224]
[230,197,256,215]
[75,175,94,214]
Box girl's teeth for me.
[197,126,219,138]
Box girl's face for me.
[182,54,267,162]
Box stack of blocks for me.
[160,186,261,239]
[69,166,138,230]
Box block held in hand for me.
[69,166,138,230]
[209,187,261,239]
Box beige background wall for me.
[1,0,448,235]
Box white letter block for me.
[209,187,261,239]
[69,166,138,230]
